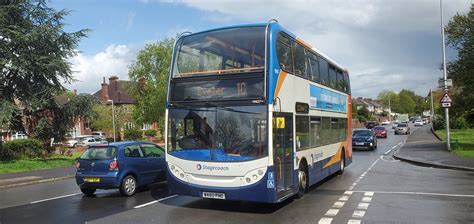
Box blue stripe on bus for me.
[169,149,255,162]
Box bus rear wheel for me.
[337,150,345,175]
[296,163,308,199]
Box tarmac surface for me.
[1,124,473,223]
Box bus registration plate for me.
[202,192,225,200]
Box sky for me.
[51,0,473,98]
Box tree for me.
[445,4,474,126]
[90,104,134,139]
[377,90,400,113]
[127,38,174,133]
[398,89,416,114]
[0,1,89,140]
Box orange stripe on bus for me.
[274,71,287,98]
[296,37,313,49]
[323,142,345,168]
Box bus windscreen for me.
[172,26,265,77]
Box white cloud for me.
[66,45,137,94]
[172,0,471,98]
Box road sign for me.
[440,93,452,103]
[441,102,451,108]
[438,78,453,88]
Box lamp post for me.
[107,99,116,142]
[440,0,451,151]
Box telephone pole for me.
[440,0,451,151]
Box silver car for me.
[395,123,411,135]
[77,137,108,147]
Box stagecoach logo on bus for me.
[196,164,229,171]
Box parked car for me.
[373,126,388,138]
[75,141,166,196]
[67,135,93,148]
[395,123,411,135]
[352,129,377,150]
[77,137,108,147]
[381,120,390,125]
[392,120,400,129]
[414,119,424,126]
[92,131,107,140]
[365,121,379,129]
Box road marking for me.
[352,210,366,218]
[364,192,374,196]
[133,195,178,209]
[357,202,370,210]
[343,191,353,195]
[325,209,340,217]
[333,201,345,208]
[30,192,81,204]
[352,190,474,198]
[339,196,349,201]
[318,217,333,224]
[361,197,372,202]
[405,140,440,144]
[348,219,361,224]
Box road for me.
[1,125,473,224]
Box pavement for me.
[394,124,474,171]
[0,166,76,189]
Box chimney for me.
[101,77,109,101]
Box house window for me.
[142,123,152,130]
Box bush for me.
[105,137,115,143]
[0,139,44,161]
[144,130,157,137]
[124,129,142,140]
[451,116,468,129]
[433,115,445,130]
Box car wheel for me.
[295,164,308,199]
[337,151,345,175]
[120,175,137,196]
[73,143,77,148]
[81,188,96,197]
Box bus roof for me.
[176,22,349,74]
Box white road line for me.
[364,192,374,197]
[339,196,349,201]
[318,217,333,224]
[343,191,353,195]
[333,201,345,208]
[325,209,340,217]
[361,197,372,202]
[348,219,361,224]
[352,210,366,218]
[384,149,392,155]
[391,145,397,149]
[357,202,370,210]
[133,195,178,209]
[30,192,81,204]
[352,191,474,198]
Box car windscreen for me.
[353,130,372,136]
[374,127,385,130]
[80,146,117,160]
[398,124,407,127]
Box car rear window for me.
[353,130,372,136]
[374,127,385,130]
[80,146,117,160]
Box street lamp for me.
[107,99,116,142]
[440,0,451,151]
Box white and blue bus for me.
[165,21,352,203]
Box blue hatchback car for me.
[352,129,378,151]
[75,141,166,197]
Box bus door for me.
[273,112,294,199]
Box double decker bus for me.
[165,21,352,203]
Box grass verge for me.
[435,129,474,157]
[0,152,82,174]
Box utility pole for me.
[440,0,451,151]
[430,89,434,122]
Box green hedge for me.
[144,130,157,137]
[124,129,142,140]
[0,139,44,161]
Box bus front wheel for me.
[296,163,308,199]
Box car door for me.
[123,144,150,184]
[140,144,166,182]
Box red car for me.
[373,126,387,138]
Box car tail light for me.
[75,161,80,169]
[109,160,119,170]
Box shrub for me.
[0,139,44,161]
[124,129,142,140]
[433,115,445,130]
[144,130,157,137]
[451,116,468,129]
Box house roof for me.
[93,79,135,105]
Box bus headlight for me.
[242,167,267,186]
[168,162,188,182]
